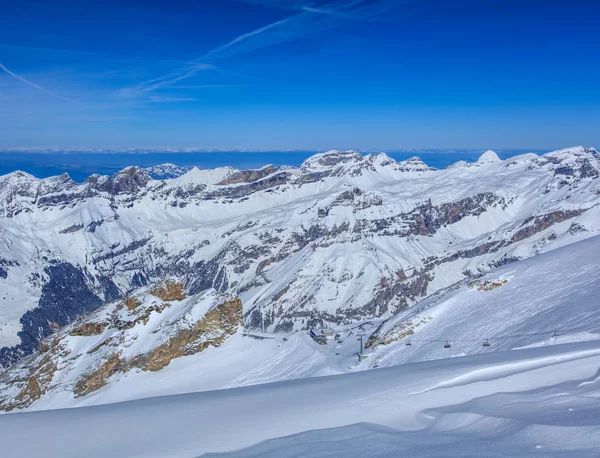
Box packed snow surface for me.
[1,341,599,457]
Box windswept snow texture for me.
[1,341,600,457]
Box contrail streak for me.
[132,0,408,94]
[0,62,77,103]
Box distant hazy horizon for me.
[0,148,554,182]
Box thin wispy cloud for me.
[147,95,199,103]
[0,62,78,104]
[131,0,405,95]
[238,0,365,17]
[170,84,246,89]
[235,0,317,11]
[195,0,369,62]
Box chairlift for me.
[444,341,451,349]
[482,339,490,347]
[553,330,559,338]
[405,339,412,346]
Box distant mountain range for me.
[0,146,599,412]
[0,149,550,182]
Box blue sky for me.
[0,0,598,150]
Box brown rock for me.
[124,297,141,310]
[1,354,57,412]
[150,281,186,301]
[128,297,242,372]
[74,353,124,397]
[70,322,107,336]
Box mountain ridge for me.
[0,146,599,370]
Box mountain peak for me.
[145,163,192,180]
[543,146,598,159]
[301,150,363,170]
[171,166,238,186]
[476,150,501,164]
[396,156,434,172]
[366,152,396,167]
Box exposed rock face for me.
[352,193,507,238]
[366,315,433,349]
[74,353,124,397]
[467,278,508,291]
[128,297,242,372]
[0,286,243,410]
[511,210,584,242]
[218,165,279,185]
[144,163,192,180]
[124,297,141,310]
[150,280,187,301]
[88,166,151,195]
[0,343,62,412]
[70,322,107,336]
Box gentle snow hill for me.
[1,341,599,457]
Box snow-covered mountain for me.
[0,146,599,378]
[1,230,598,413]
[143,163,193,180]
[0,146,599,414]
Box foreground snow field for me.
[1,341,599,457]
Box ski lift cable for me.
[403,326,592,345]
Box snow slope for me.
[2,234,599,414]
[362,233,600,368]
[1,341,599,457]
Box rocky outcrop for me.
[218,165,279,185]
[0,341,63,412]
[74,353,124,397]
[353,193,507,238]
[511,210,584,242]
[71,296,242,398]
[0,289,243,409]
[128,297,242,372]
[207,171,288,199]
[149,280,186,301]
[366,315,433,349]
[87,166,151,195]
[70,322,107,336]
